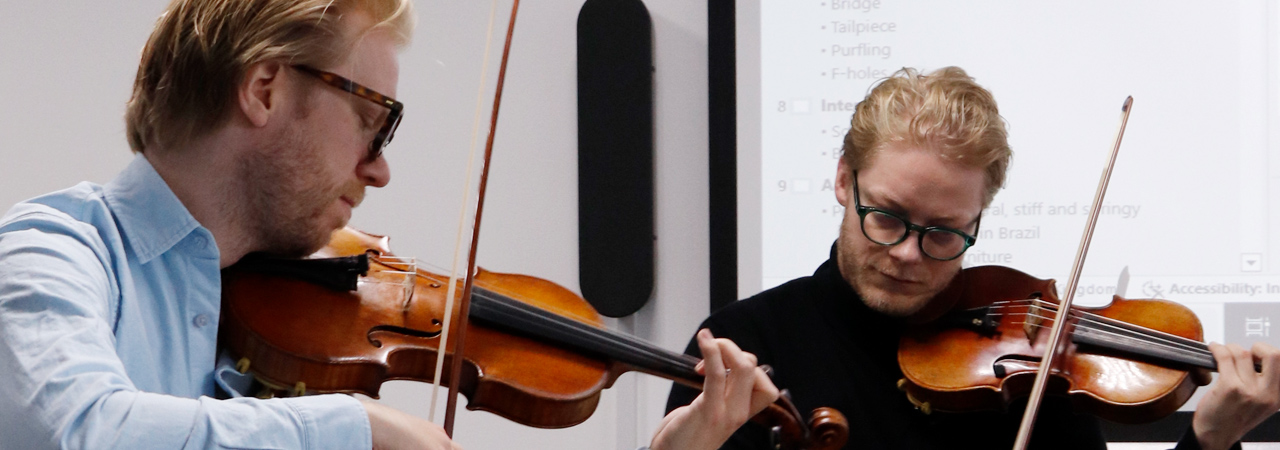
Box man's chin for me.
[856,282,933,317]
[260,224,334,258]
[304,224,343,255]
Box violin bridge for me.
[1023,300,1044,342]
[367,256,419,311]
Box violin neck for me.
[469,287,703,385]
[1068,312,1218,371]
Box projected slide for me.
[741,0,1280,348]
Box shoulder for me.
[1,182,114,243]
[0,183,122,305]
[0,182,121,250]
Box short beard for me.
[855,271,936,317]
[849,261,935,317]
[237,125,338,257]
[836,223,958,319]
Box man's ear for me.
[834,157,853,207]
[238,61,289,128]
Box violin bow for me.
[1011,96,1133,449]
[425,0,522,436]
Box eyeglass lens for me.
[371,110,402,161]
[861,210,969,260]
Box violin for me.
[897,97,1235,439]
[220,227,849,449]
[896,264,1212,424]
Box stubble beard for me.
[836,217,957,318]
[238,126,345,257]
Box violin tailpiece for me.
[936,307,1000,335]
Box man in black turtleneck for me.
[667,67,1278,450]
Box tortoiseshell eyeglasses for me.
[292,65,404,162]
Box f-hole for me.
[993,354,1043,378]
[367,325,442,348]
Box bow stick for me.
[422,0,522,436]
[1011,96,1133,449]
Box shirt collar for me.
[103,155,203,264]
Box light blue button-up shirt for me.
[0,156,372,449]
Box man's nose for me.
[360,154,391,188]
[887,232,923,262]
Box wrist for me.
[651,406,716,450]
[1193,422,1233,450]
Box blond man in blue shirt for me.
[0,0,776,448]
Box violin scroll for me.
[752,391,849,450]
[806,407,850,450]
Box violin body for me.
[221,228,615,428]
[222,227,850,449]
[897,265,1204,424]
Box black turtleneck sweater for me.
[666,246,1212,450]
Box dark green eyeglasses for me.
[851,171,980,261]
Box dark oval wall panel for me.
[576,0,654,317]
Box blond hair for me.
[841,67,1011,206]
[125,0,415,153]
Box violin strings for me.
[1018,320,1217,370]
[977,298,1214,362]
[988,296,1259,370]
[365,260,712,378]
[1007,309,1210,358]
[1003,307,1214,362]
[1005,298,1210,353]
[1018,314,1210,358]
[987,298,1208,350]
[489,296,694,367]
[468,289,702,376]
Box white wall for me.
[0,1,711,449]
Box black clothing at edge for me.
[666,244,1222,450]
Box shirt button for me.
[192,235,209,249]
[193,314,210,328]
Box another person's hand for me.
[363,400,463,450]
[1192,342,1280,450]
[650,329,780,450]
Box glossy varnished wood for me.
[898,265,1204,424]
[221,228,613,428]
[223,228,852,447]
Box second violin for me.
[897,264,1215,424]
